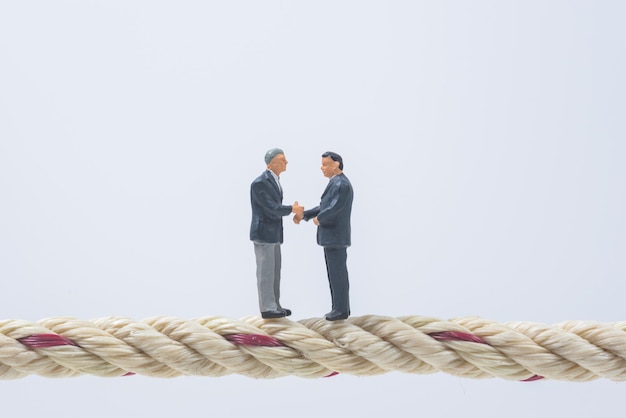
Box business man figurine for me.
[250,148,304,319]
[295,152,354,321]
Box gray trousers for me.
[254,242,282,312]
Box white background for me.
[1,1,625,417]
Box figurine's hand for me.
[292,201,304,216]
[313,216,320,226]
[293,213,303,224]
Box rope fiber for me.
[1,315,625,381]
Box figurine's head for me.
[265,148,288,176]
[321,151,343,178]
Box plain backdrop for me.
[1,1,625,417]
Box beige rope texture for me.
[1,315,625,381]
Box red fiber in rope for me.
[17,331,545,381]
[18,334,79,348]
[522,375,545,382]
[428,331,488,345]
[225,334,284,347]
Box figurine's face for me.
[321,157,340,178]
[268,153,288,176]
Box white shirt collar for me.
[268,169,280,185]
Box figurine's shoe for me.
[261,310,286,319]
[325,310,350,321]
[280,308,292,316]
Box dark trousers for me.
[323,247,350,313]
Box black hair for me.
[322,151,343,170]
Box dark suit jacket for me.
[250,170,292,244]
[303,173,353,248]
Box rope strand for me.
[1,315,625,381]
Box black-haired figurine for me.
[294,152,354,321]
[250,148,304,319]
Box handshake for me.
[291,201,304,224]
[291,201,318,225]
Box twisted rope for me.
[2,315,625,381]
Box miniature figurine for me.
[294,152,353,321]
[250,148,304,319]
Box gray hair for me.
[264,148,285,164]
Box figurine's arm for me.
[302,206,320,222]
[315,183,349,225]
[251,183,292,219]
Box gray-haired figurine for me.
[294,151,353,321]
[250,148,304,319]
